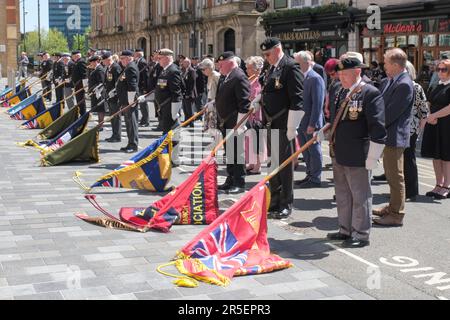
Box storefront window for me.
[363,37,370,49]
[397,36,407,47]
[423,50,435,65]
[363,51,371,65]
[274,0,288,9]
[423,34,437,47]
[439,34,450,47]
[372,37,381,49]
[385,36,395,48]
[408,35,419,47]
[440,51,450,59]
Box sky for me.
[19,0,50,33]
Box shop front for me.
[272,28,348,62]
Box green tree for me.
[71,27,91,56]
[20,28,69,58]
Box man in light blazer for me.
[294,51,326,188]
[373,48,414,227]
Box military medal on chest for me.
[120,73,126,81]
[107,71,113,82]
[274,76,283,89]
[348,91,363,121]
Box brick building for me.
[0,0,20,77]
[89,0,265,59]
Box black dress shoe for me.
[106,137,121,143]
[372,174,386,181]
[273,208,292,220]
[342,238,370,248]
[123,146,138,153]
[218,183,232,191]
[326,232,351,241]
[296,181,321,189]
[406,195,417,202]
[227,186,245,195]
[294,177,311,186]
[120,145,130,151]
[139,122,150,127]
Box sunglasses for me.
[437,68,448,72]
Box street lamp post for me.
[22,0,26,52]
[38,0,41,52]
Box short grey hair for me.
[294,51,312,62]
[245,56,264,71]
[405,61,417,80]
[384,48,407,68]
[198,58,214,70]
[234,56,241,66]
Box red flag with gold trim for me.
[163,181,292,287]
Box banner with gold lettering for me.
[76,155,219,233]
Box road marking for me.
[325,242,379,269]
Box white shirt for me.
[439,79,450,85]
[302,66,313,77]
[347,76,363,98]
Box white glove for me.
[127,91,136,105]
[313,126,327,143]
[236,112,248,136]
[171,101,182,120]
[251,94,262,113]
[286,110,304,141]
[205,100,215,111]
[82,79,89,88]
[46,73,51,81]
[365,141,385,171]
[95,87,102,99]
[137,95,146,104]
[108,89,116,99]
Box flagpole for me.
[211,108,254,156]
[263,123,331,183]
[42,80,67,99]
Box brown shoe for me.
[372,206,390,217]
[373,213,404,227]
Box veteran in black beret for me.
[116,50,140,153]
[61,53,75,109]
[133,48,150,126]
[315,52,387,248]
[258,37,304,219]
[52,52,65,103]
[215,51,251,194]
[71,50,88,114]
[88,55,106,129]
[102,51,123,142]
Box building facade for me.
[49,0,91,47]
[0,0,20,77]
[90,0,265,59]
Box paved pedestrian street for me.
[1,79,449,301]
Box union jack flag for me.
[45,131,72,152]
[24,119,38,129]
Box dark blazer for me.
[53,59,65,83]
[105,62,122,101]
[381,72,414,148]
[147,62,162,92]
[182,66,197,100]
[116,61,139,107]
[261,54,304,129]
[154,63,183,133]
[71,58,87,86]
[299,69,325,131]
[215,67,251,129]
[62,61,74,88]
[88,64,106,110]
[40,59,53,77]
[313,63,327,87]
[136,57,149,92]
[335,83,387,167]
[195,67,206,95]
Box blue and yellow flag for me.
[7,94,39,115]
[2,86,31,108]
[86,132,173,192]
[10,95,46,120]
[21,102,64,129]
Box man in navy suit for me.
[294,51,326,188]
[373,48,414,227]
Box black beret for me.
[217,51,235,61]
[135,48,144,53]
[53,52,61,57]
[61,53,71,58]
[88,55,101,62]
[71,50,81,55]
[101,51,112,60]
[120,50,133,57]
[260,37,281,51]
[335,58,368,72]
